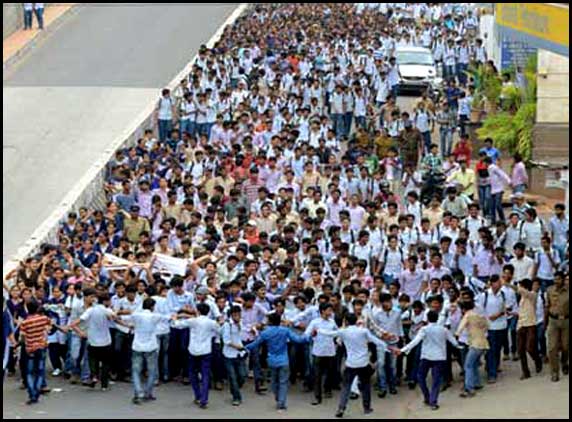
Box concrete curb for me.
[3,5,80,72]
[3,3,249,279]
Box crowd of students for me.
[3,3,569,417]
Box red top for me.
[452,141,472,165]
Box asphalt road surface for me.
[3,3,238,265]
[2,358,569,419]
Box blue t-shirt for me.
[479,146,500,164]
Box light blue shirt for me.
[121,310,170,353]
[402,323,460,361]
[221,320,244,359]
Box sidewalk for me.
[3,4,76,68]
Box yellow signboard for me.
[496,3,569,53]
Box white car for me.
[395,46,442,94]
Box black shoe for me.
[551,375,560,382]
[424,399,430,406]
[193,399,200,406]
[324,391,333,399]
[364,408,374,415]
[377,390,387,398]
[350,392,359,400]
[335,409,344,418]
[536,361,543,374]
[132,397,142,405]
[311,399,322,406]
[26,399,39,405]
[563,366,569,376]
[143,395,157,402]
[40,388,51,395]
[389,388,397,395]
[408,381,416,390]
[199,403,208,409]
[474,385,484,390]
[431,405,440,411]
[520,374,531,380]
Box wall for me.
[536,50,570,123]
[3,3,23,40]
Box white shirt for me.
[173,315,220,356]
[320,325,387,368]
[305,317,338,357]
[113,296,142,334]
[402,323,459,361]
[477,288,507,330]
[122,310,170,352]
[512,256,534,282]
[373,308,403,344]
[80,304,114,347]
[535,249,561,280]
[152,296,171,336]
[221,320,244,359]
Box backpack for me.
[483,290,506,309]
[383,247,405,263]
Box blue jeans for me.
[67,334,90,381]
[553,244,567,262]
[270,365,290,409]
[390,85,398,99]
[179,119,195,138]
[444,65,456,80]
[490,192,505,224]
[421,131,431,154]
[189,353,211,405]
[158,119,172,142]
[34,7,44,29]
[355,116,366,130]
[464,348,485,392]
[418,359,445,406]
[245,339,263,389]
[537,278,554,293]
[503,317,518,356]
[132,350,158,398]
[344,113,353,137]
[26,349,47,402]
[377,349,396,391]
[157,333,169,382]
[439,127,453,156]
[459,114,469,137]
[331,114,345,138]
[24,10,33,29]
[196,123,209,138]
[536,322,547,358]
[512,184,526,194]
[478,185,492,218]
[225,357,247,402]
[486,329,506,381]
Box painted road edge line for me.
[3,3,249,279]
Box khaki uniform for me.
[546,285,569,376]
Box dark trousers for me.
[517,326,541,377]
[189,353,211,405]
[486,329,506,380]
[338,366,372,412]
[490,192,505,224]
[405,343,421,383]
[313,355,335,401]
[211,341,225,384]
[418,359,446,406]
[48,343,67,371]
[88,345,112,388]
[244,339,263,389]
[113,330,133,379]
[34,7,44,29]
[24,10,33,29]
[169,328,189,379]
[225,357,247,402]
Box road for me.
[2,3,238,265]
[2,358,569,419]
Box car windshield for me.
[396,51,434,65]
